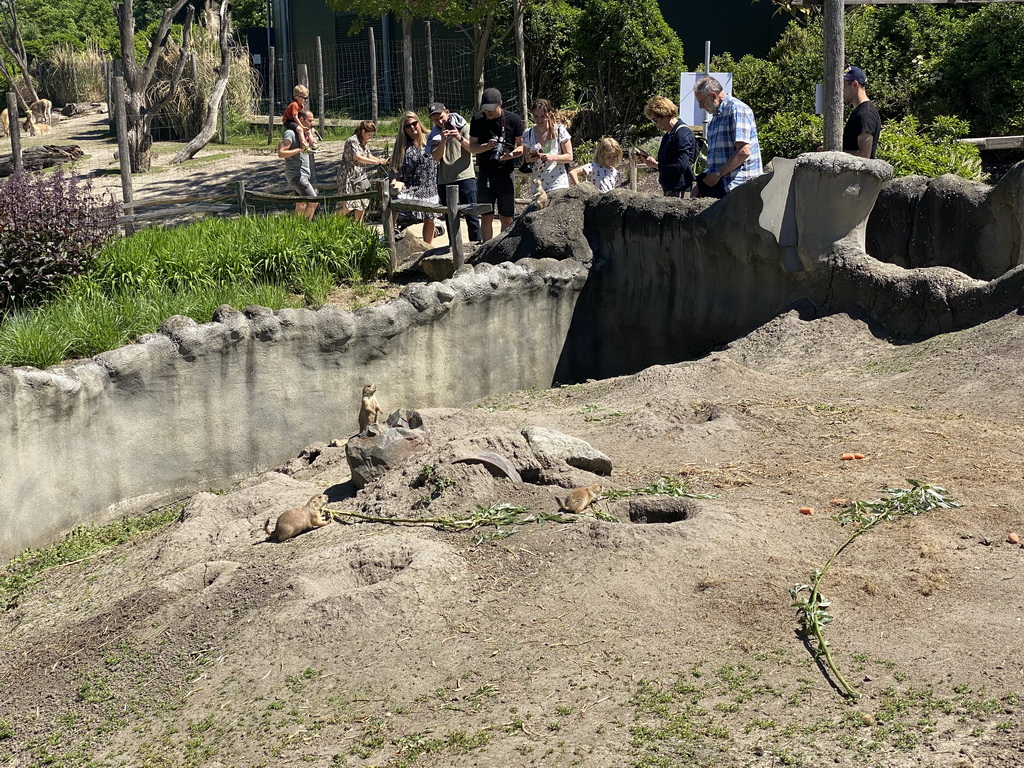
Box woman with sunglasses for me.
[389,111,442,245]
[640,96,698,198]
[337,120,389,222]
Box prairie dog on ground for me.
[555,484,603,514]
[263,494,330,542]
[358,383,384,432]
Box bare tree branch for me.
[171,0,232,164]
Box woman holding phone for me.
[640,96,697,198]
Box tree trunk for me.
[172,1,232,164]
[402,12,414,111]
[471,15,494,108]
[124,89,152,173]
[513,0,527,114]
[823,0,844,151]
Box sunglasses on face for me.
[405,121,418,129]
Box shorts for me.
[287,175,318,199]
[476,170,515,218]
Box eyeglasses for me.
[405,121,418,129]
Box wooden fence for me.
[118,180,493,274]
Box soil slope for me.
[1,307,1022,768]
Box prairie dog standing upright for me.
[532,178,549,210]
[358,383,384,432]
[263,494,330,542]
[555,484,603,514]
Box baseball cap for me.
[428,102,446,116]
[843,66,867,85]
[481,87,501,111]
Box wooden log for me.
[0,145,83,176]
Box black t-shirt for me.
[843,101,881,158]
[470,109,525,173]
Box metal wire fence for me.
[265,36,520,121]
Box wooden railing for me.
[118,180,494,275]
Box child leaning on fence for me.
[568,137,623,192]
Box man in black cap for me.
[842,66,881,159]
[427,101,480,243]
[469,88,525,241]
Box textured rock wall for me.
[0,260,586,560]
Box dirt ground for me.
[1,113,1023,768]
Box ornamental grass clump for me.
[0,170,119,313]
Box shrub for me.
[877,114,983,180]
[0,170,119,314]
[754,111,823,162]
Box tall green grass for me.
[0,214,389,369]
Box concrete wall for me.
[0,260,585,561]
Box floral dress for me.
[394,143,439,220]
[337,134,373,210]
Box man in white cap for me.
[842,66,881,159]
[469,87,524,241]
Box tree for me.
[572,0,684,137]
[113,0,195,172]
[0,0,41,113]
[171,0,230,163]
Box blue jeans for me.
[437,178,480,243]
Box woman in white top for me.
[523,98,573,193]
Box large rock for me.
[521,426,612,475]
[346,411,430,488]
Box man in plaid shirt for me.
[694,76,763,198]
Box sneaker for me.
[434,225,445,237]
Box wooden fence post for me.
[629,151,637,192]
[111,76,134,235]
[425,21,434,105]
[267,46,276,145]
[298,64,308,88]
[369,27,378,124]
[236,180,247,216]
[315,36,325,135]
[379,181,396,276]
[6,93,21,173]
[446,185,463,271]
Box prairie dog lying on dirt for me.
[263,494,330,542]
[358,383,384,432]
[555,484,603,514]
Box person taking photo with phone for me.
[640,96,698,198]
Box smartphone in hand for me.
[633,148,649,160]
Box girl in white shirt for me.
[523,98,573,193]
[568,137,623,192]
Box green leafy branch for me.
[328,503,583,533]
[790,479,961,699]
[601,476,716,502]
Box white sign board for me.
[679,72,733,126]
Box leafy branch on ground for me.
[0,506,182,611]
[327,503,599,540]
[790,480,961,699]
[601,476,716,502]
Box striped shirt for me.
[706,94,762,191]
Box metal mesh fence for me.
[267,36,519,121]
